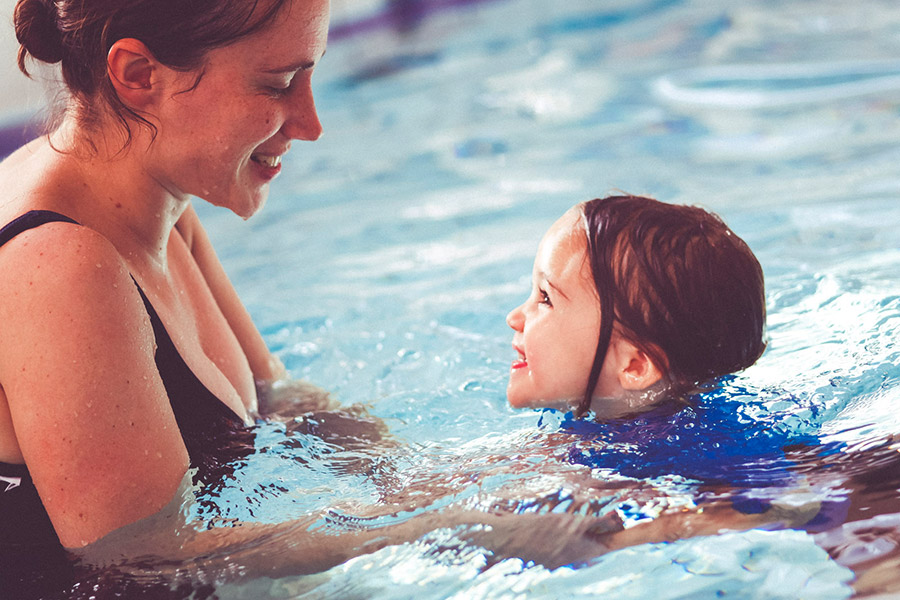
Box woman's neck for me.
[47,116,190,274]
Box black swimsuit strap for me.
[0,210,79,248]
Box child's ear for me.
[107,38,161,110]
[610,337,666,391]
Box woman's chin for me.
[197,182,269,220]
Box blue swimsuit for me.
[560,382,848,531]
[0,211,254,551]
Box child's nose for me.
[506,305,525,332]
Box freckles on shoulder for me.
[0,223,153,352]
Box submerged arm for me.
[78,470,621,581]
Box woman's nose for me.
[506,305,525,332]
[281,79,323,141]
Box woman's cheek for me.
[255,103,287,137]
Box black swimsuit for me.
[0,211,254,551]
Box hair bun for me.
[15,0,65,66]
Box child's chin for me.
[505,390,534,409]
[506,394,568,411]
[506,397,530,409]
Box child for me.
[506,194,766,419]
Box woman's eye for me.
[263,77,295,98]
[265,85,291,98]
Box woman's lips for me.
[249,152,283,181]
[250,153,283,168]
[250,143,292,181]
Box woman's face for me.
[150,0,330,218]
[505,208,603,410]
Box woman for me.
[0,0,327,552]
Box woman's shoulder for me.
[0,139,81,225]
[173,203,204,251]
[0,215,125,279]
[0,217,148,342]
[0,136,58,187]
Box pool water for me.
[58,0,900,597]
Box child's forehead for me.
[542,208,585,250]
[536,209,590,274]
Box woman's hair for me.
[577,195,766,417]
[14,0,291,145]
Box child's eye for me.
[539,289,552,306]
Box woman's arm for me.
[78,470,619,580]
[0,222,190,548]
[175,205,285,386]
[175,205,339,416]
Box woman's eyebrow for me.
[262,50,327,74]
[262,60,316,74]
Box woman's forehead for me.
[212,0,329,66]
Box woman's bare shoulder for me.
[0,219,132,294]
[0,137,43,174]
[0,219,154,382]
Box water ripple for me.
[656,60,900,109]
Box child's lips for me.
[511,344,527,370]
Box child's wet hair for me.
[577,195,766,417]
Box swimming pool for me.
[26,0,900,597]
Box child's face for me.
[506,208,602,410]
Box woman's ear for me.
[107,38,160,109]
[609,336,666,391]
